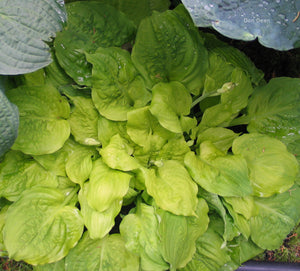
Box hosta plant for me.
[0,1,300,271]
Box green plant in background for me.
[0,1,300,271]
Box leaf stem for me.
[229,115,251,126]
[191,91,216,109]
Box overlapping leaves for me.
[0,2,299,271]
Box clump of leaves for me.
[0,2,300,271]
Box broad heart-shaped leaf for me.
[0,150,58,201]
[78,183,123,239]
[68,95,100,146]
[97,115,129,147]
[120,202,169,271]
[143,160,198,216]
[65,232,139,271]
[3,187,84,265]
[196,127,239,153]
[182,0,300,50]
[157,198,209,270]
[131,4,208,95]
[223,196,257,220]
[65,144,98,187]
[127,106,176,152]
[0,85,18,157]
[32,138,94,178]
[5,84,70,155]
[87,47,151,121]
[250,184,300,250]
[150,81,192,134]
[100,134,140,171]
[86,159,131,213]
[54,2,136,86]
[0,0,66,75]
[232,133,299,197]
[245,78,300,159]
[184,142,252,197]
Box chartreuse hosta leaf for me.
[65,144,98,187]
[196,127,239,153]
[77,158,132,239]
[184,141,252,197]
[5,84,70,155]
[157,137,191,163]
[120,199,209,271]
[86,47,151,121]
[133,136,191,171]
[86,159,131,213]
[0,0,66,75]
[100,134,140,171]
[78,183,123,239]
[223,196,257,220]
[120,202,169,271]
[127,106,175,152]
[65,232,139,271]
[68,95,100,146]
[232,133,299,197]
[142,160,198,216]
[250,184,300,250]
[157,198,209,271]
[3,187,84,265]
[131,4,208,95]
[32,138,97,185]
[97,115,129,147]
[150,81,192,134]
[0,150,58,201]
[54,2,136,86]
